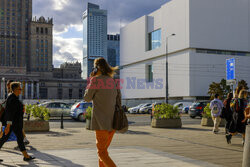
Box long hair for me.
[227,93,233,100]
[92,57,118,78]
[234,85,243,98]
[239,89,248,99]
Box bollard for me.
[60,112,64,129]
[242,124,250,167]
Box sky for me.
[33,0,169,67]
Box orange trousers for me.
[95,130,116,167]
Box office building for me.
[107,34,120,67]
[0,0,32,68]
[82,3,107,79]
[120,0,250,106]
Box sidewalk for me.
[0,124,243,167]
[0,147,221,167]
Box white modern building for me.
[120,0,250,106]
[82,3,108,79]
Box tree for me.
[208,82,223,99]
[220,79,231,98]
[208,79,232,100]
[238,80,249,90]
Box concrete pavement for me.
[0,124,244,166]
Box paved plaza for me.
[0,124,244,166]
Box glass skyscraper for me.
[107,34,120,67]
[82,3,107,79]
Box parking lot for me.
[49,114,202,129]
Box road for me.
[49,114,202,129]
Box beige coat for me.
[84,75,118,131]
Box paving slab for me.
[0,124,244,166]
[0,147,222,167]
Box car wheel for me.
[137,110,140,114]
[148,109,152,114]
[190,116,196,119]
[78,114,85,122]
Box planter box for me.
[23,120,49,132]
[201,117,226,127]
[86,119,91,130]
[151,118,182,128]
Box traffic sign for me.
[226,58,235,80]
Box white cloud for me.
[52,0,70,11]
[53,36,82,67]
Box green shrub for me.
[153,103,180,119]
[25,104,50,121]
[84,106,92,120]
[202,103,211,118]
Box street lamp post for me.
[165,34,176,104]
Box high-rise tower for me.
[0,0,32,67]
[82,3,107,79]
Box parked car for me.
[38,102,71,117]
[128,104,146,114]
[173,102,193,114]
[189,101,208,118]
[182,106,190,114]
[139,103,152,114]
[70,102,92,122]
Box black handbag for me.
[112,83,128,133]
[220,107,226,119]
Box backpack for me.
[211,101,219,115]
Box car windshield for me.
[81,103,92,108]
[191,102,199,107]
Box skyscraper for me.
[0,0,53,72]
[107,34,120,67]
[82,3,107,79]
[0,0,32,67]
[30,16,53,72]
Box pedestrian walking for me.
[0,82,35,161]
[0,80,14,139]
[210,94,224,134]
[223,93,233,134]
[84,57,118,167]
[242,105,250,124]
[0,80,30,147]
[226,89,248,145]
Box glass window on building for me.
[69,89,72,99]
[40,88,48,99]
[148,29,161,51]
[58,88,62,99]
[79,89,83,99]
[146,64,153,82]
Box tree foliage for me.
[208,79,249,99]
[238,80,249,90]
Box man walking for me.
[210,94,224,134]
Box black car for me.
[189,101,208,118]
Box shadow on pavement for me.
[124,130,151,135]
[16,145,84,167]
[180,127,212,132]
[128,121,135,125]
[26,131,73,137]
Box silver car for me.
[70,102,92,121]
[38,102,71,117]
[139,103,152,114]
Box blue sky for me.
[33,0,169,67]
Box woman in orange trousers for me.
[84,57,119,167]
